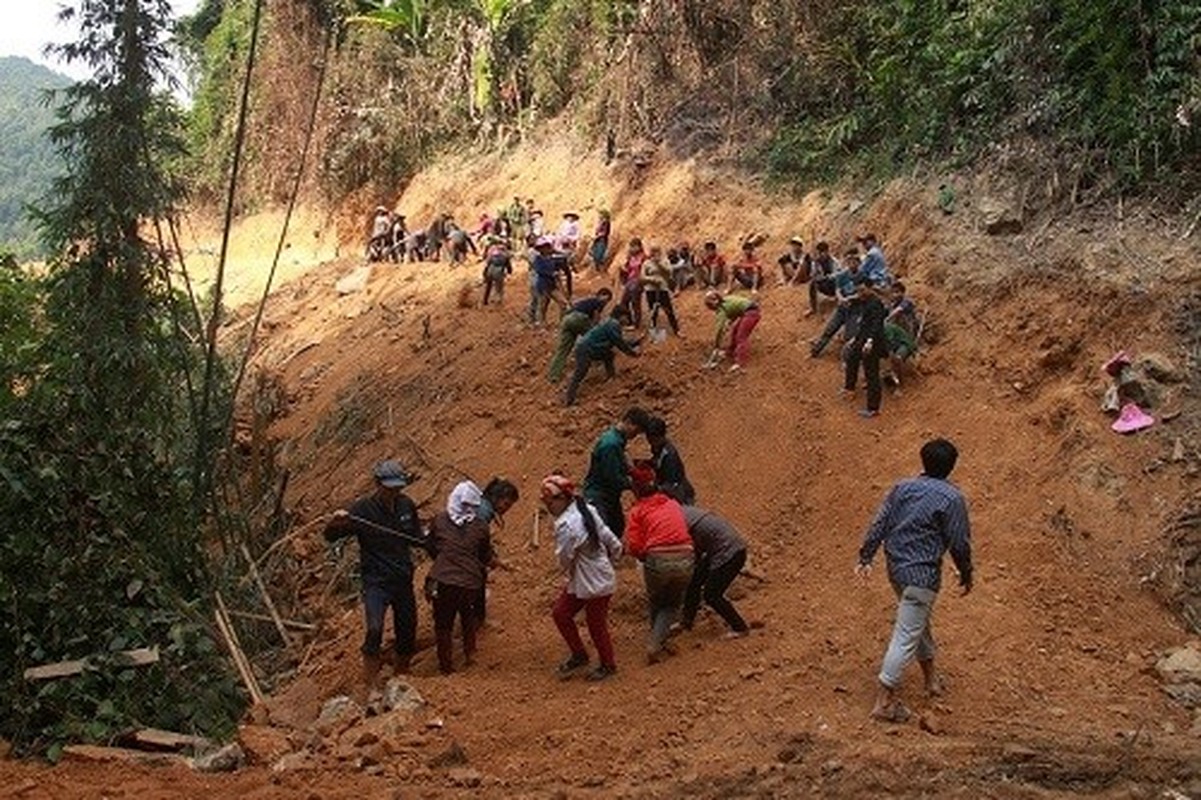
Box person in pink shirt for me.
[625,465,694,663]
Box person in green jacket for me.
[564,307,642,406]
[582,407,653,538]
[548,288,613,383]
[703,290,761,372]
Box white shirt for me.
[554,500,622,598]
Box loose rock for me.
[191,743,245,773]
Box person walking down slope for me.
[549,288,613,383]
[625,465,695,664]
[324,460,423,696]
[563,307,642,406]
[679,505,750,637]
[582,407,652,538]
[703,290,761,372]
[542,474,623,682]
[855,438,973,723]
[425,481,504,674]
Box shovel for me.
[647,302,668,344]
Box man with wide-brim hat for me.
[325,459,423,697]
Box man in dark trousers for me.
[582,407,652,538]
[324,460,423,696]
[679,504,750,637]
[644,416,695,504]
[843,280,889,418]
[563,307,642,406]
[855,438,973,723]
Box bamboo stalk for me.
[213,592,265,705]
[226,610,316,631]
[240,542,293,648]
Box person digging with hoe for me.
[855,438,973,723]
[324,460,424,698]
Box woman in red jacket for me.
[624,465,694,663]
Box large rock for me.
[1138,352,1185,384]
[979,198,1023,235]
[191,743,245,773]
[1157,646,1201,684]
[382,678,426,714]
[335,266,371,295]
[314,696,363,736]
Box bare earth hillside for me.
[3,135,1200,798]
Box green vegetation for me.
[177,0,1199,202]
[0,57,71,259]
[0,1,244,753]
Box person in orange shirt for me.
[624,465,695,663]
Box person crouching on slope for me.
[625,466,694,664]
[548,288,613,383]
[703,290,761,372]
[563,306,642,406]
[543,474,623,682]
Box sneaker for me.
[556,653,589,678]
[723,629,750,640]
[859,408,880,418]
[585,664,617,682]
[728,363,742,373]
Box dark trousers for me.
[645,289,679,333]
[564,347,615,406]
[482,275,505,304]
[432,582,479,674]
[845,345,883,412]
[552,590,616,668]
[586,491,625,538]
[682,550,749,632]
[362,579,417,657]
[813,302,862,355]
[809,277,836,312]
[619,281,643,328]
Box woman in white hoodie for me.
[542,474,623,682]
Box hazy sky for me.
[1,1,200,80]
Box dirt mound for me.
[5,135,1201,797]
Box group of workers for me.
[325,406,973,724]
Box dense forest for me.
[0,57,71,258]
[176,0,1201,209]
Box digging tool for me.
[344,512,430,547]
[647,302,668,344]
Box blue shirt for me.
[833,268,857,298]
[858,475,972,592]
[860,245,891,286]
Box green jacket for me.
[583,426,630,500]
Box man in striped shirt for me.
[855,438,973,722]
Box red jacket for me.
[625,493,693,559]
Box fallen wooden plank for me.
[131,728,213,752]
[23,647,160,681]
[62,744,188,768]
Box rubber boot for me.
[361,653,383,699]
[435,629,455,675]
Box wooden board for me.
[23,647,160,681]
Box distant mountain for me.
[0,56,72,259]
